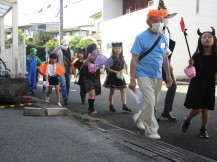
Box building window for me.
[123,0,149,15]
[38,24,46,31]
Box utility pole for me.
[59,0,63,41]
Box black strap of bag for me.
[138,35,162,61]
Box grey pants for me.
[162,68,177,113]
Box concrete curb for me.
[23,107,45,116]
[23,106,70,117]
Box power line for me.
[64,0,83,8]
[21,0,58,16]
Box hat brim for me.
[167,13,177,19]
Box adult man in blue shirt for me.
[129,9,173,140]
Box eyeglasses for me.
[147,9,168,18]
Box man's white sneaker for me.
[57,102,62,107]
[45,97,49,103]
[136,122,145,130]
[146,133,161,140]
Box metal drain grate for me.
[107,129,215,162]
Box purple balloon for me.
[95,54,108,68]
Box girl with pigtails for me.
[181,27,217,138]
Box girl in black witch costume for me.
[74,48,87,104]
[104,42,131,113]
[83,43,101,115]
[181,27,217,138]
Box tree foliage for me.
[76,39,95,50]
[69,36,95,53]
[44,40,59,52]
[33,31,54,46]
[69,36,82,53]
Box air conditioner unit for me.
[148,0,154,7]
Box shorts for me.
[48,76,60,86]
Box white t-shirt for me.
[46,63,57,76]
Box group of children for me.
[38,27,217,138]
[39,42,131,116]
[74,43,131,115]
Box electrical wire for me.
[20,0,58,16]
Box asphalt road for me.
[35,76,217,161]
[1,107,156,162]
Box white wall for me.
[164,0,217,76]
[102,0,217,76]
[103,0,123,21]
[102,8,150,67]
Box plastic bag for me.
[133,110,142,123]
[43,81,49,87]
[116,72,124,79]
[88,64,97,73]
[130,89,142,104]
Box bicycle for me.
[0,58,11,78]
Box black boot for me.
[88,99,97,115]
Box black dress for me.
[104,56,127,90]
[184,53,216,110]
[83,57,101,95]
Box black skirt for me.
[104,72,127,90]
[84,76,101,95]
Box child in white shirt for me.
[42,53,65,106]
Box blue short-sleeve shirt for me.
[130,29,168,79]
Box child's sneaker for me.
[181,119,191,133]
[57,102,62,107]
[200,129,209,138]
[109,105,116,112]
[88,109,97,115]
[45,96,49,103]
[122,106,132,113]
